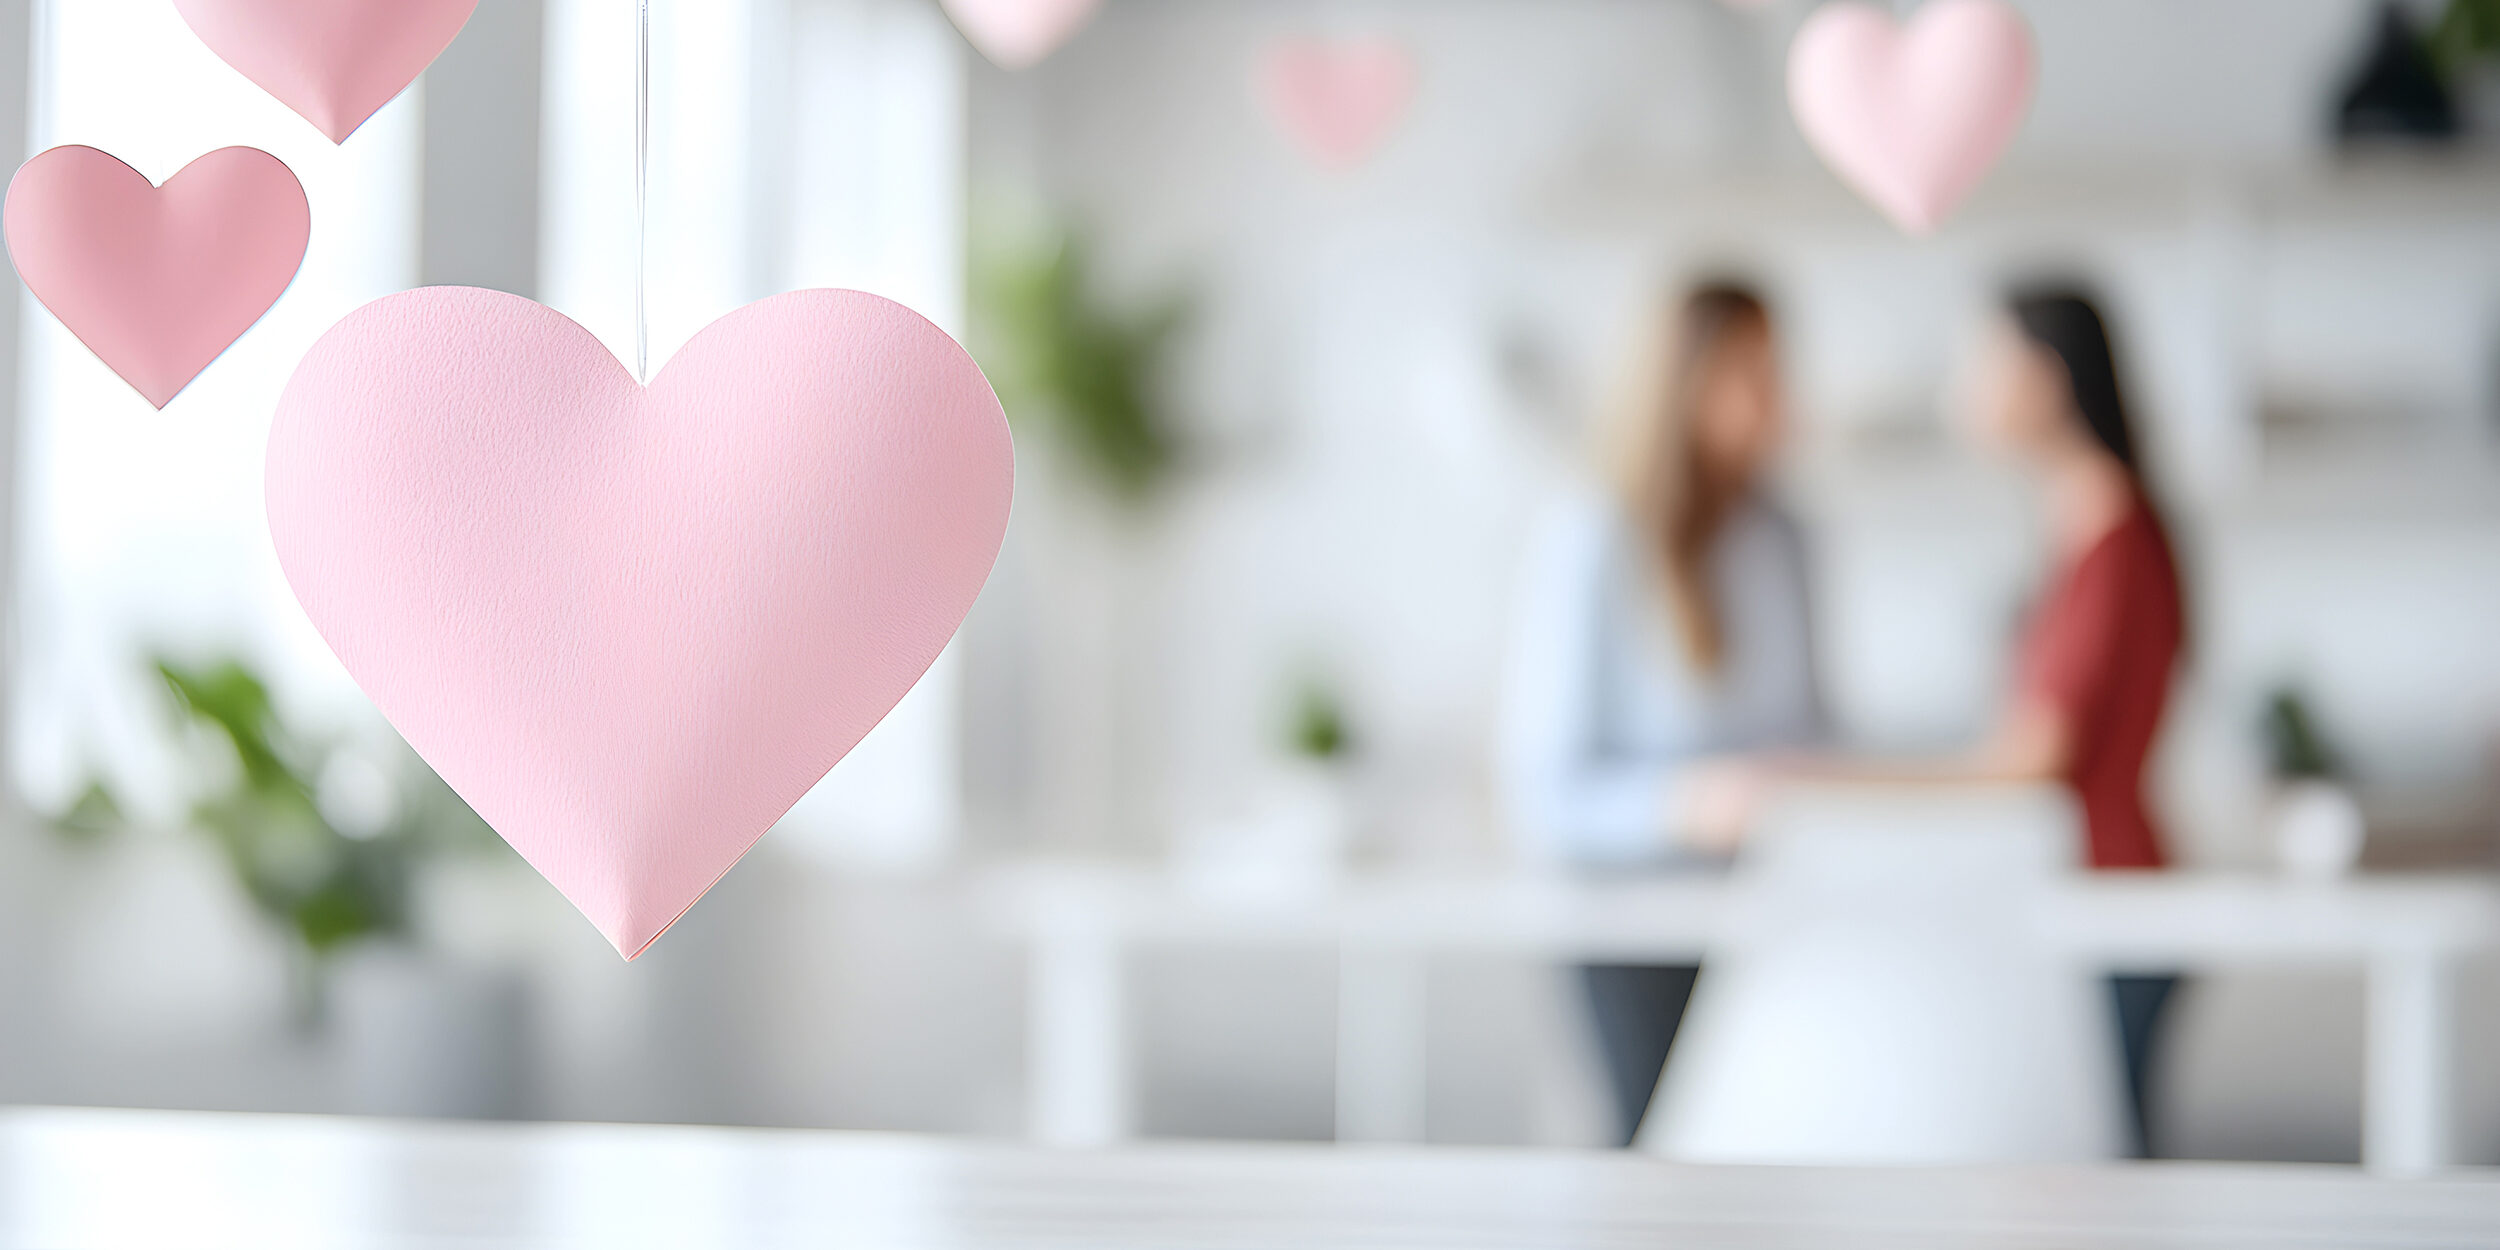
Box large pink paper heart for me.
[1260,38,1417,172]
[1786,0,2036,235]
[941,0,1101,70]
[4,145,308,409]
[174,0,478,143]
[266,287,1014,958]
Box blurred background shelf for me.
[1541,153,2500,236]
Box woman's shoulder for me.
[2057,496,2185,635]
[2090,496,2182,578]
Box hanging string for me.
[634,0,651,382]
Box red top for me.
[2014,496,2184,871]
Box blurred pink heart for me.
[1261,38,1417,172]
[941,0,1101,69]
[267,287,1015,958]
[174,0,478,143]
[1787,0,2035,234]
[4,145,308,408]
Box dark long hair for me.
[2005,287,2141,475]
[2006,285,2188,648]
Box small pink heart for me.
[4,145,308,409]
[941,0,1102,70]
[1787,0,2036,235]
[1260,38,1417,172]
[173,0,478,143]
[266,287,1015,958]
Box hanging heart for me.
[4,145,308,409]
[1260,37,1417,172]
[1786,0,2036,235]
[173,0,479,143]
[266,287,1016,958]
[941,0,1102,70]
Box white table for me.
[990,866,2500,1173]
[4,1106,2498,1249]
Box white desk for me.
[989,866,2500,1173]
[3,1106,2497,1249]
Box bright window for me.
[11,0,421,819]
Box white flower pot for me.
[2270,780,2366,881]
[331,944,528,1119]
[1173,762,1353,900]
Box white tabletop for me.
[991,865,2500,1167]
[4,1107,2497,1249]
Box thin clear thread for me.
[634,0,650,382]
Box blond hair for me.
[1603,283,1771,675]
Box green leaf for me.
[154,655,405,957]
[1286,674,1354,762]
[2264,688,2338,781]
[971,220,1189,504]
[46,778,125,847]
[2432,0,2500,74]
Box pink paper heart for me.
[941,0,1101,70]
[1260,38,1417,172]
[173,0,478,143]
[4,145,308,409]
[1786,0,2036,235]
[266,287,1015,958]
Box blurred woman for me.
[1751,286,2187,1156]
[1964,287,2186,1157]
[1500,281,1825,1147]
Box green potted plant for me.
[1172,666,1363,898]
[52,655,523,1116]
[971,209,1191,507]
[2263,686,2365,879]
[968,202,1199,859]
[146,658,500,988]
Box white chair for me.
[1639,784,2128,1165]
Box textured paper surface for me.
[4,144,308,409]
[1787,0,2036,235]
[1260,38,1417,172]
[940,0,1100,70]
[174,0,478,143]
[266,287,1015,958]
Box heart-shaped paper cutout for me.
[941,0,1102,70]
[266,287,1015,957]
[1260,38,1417,172]
[1786,0,2036,235]
[174,0,479,143]
[4,145,308,409]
